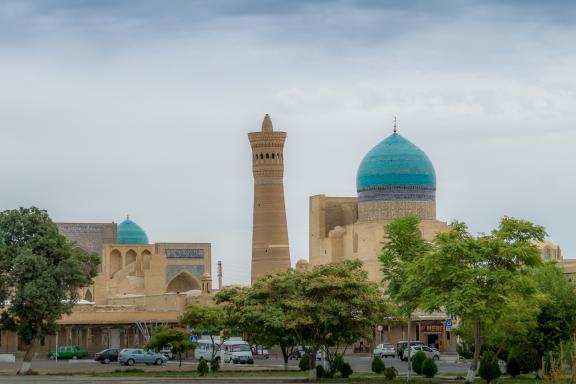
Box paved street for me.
[0,354,469,376]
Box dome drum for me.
[358,185,435,203]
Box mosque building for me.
[0,217,214,354]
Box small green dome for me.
[357,132,436,202]
[117,218,149,244]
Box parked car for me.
[373,343,396,358]
[94,348,119,364]
[48,345,88,360]
[408,345,441,361]
[289,346,322,360]
[118,348,168,366]
[396,341,424,360]
[159,344,174,360]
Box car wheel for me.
[104,358,110,364]
[433,355,440,361]
[127,359,135,366]
[49,355,55,360]
[72,356,77,360]
[155,358,163,365]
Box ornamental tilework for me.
[166,265,204,282]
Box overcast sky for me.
[1,0,575,285]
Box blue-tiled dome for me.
[356,133,436,202]
[117,218,149,244]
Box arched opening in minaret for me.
[266,153,269,159]
[260,154,263,159]
[272,153,275,159]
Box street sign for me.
[377,325,384,332]
[446,319,452,330]
[189,335,198,342]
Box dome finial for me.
[393,116,398,133]
[262,114,273,132]
[126,214,130,220]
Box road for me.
[0,354,469,376]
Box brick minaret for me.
[248,114,291,284]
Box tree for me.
[528,262,576,376]
[180,304,227,365]
[216,283,297,370]
[411,350,427,374]
[421,357,438,378]
[479,351,501,383]
[410,217,544,382]
[254,260,387,381]
[145,326,195,368]
[379,216,431,378]
[0,207,99,375]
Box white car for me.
[373,343,396,358]
[409,345,440,360]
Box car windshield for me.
[231,344,250,352]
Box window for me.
[272,153,275,159]
[543,248,551,260]
[266,153,269,159]
[260,154,263,159]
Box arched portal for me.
[110,249,122,277]
[125,249,137,266]
[166,271,201,293]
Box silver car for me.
[373,343,396,358]
[409,345,440,360]
[118,348,168,366]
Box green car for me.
[48,345,88,360]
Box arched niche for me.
[166,271,201,293]
[84,289,93,302]
[125,249,137,266]
[141,249,152,270]
[110,249,122,277]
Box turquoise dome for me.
[356,132,436,202]
[117,218,149,244]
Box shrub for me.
[210,357,220,372]
[421,357,438,378]
[509,345,539,373]
[339,362,353,378]
[316,365,325,379]
[411,350,427,374]
[331,354,344,373]
[371,356,386,374]
[384,366,398,380]
[479,351,501,384]
[299,353,310,371]
[506,356,521,378]
[197,359,209,376]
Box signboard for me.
[377,325,384,332]
[446,319,452,330]
[189,335,198,342]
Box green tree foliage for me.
[339,361,353,378]
[145,326,195,368]
[421,357,438,378]
[479,351,501,383]
[216,283,297,370]
[197,359,209,376]
[411,350,427,374]
[528,262,576,372]
[410,218,544,381]
[371,356,385,374]
[379,216,431,374]
[180,304,227,363]
[224,260,386,381]
[506,356,521,378]
[0,207,99,374]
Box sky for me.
[1,0,575,285]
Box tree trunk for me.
[178,352,182,369]
[280,345,289,371]
[536,353,544,379]
[466,317,481,383]
[407,316,412,382]
[308,347,318,381]
[18,338,37,375]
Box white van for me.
[194,337,253,364]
